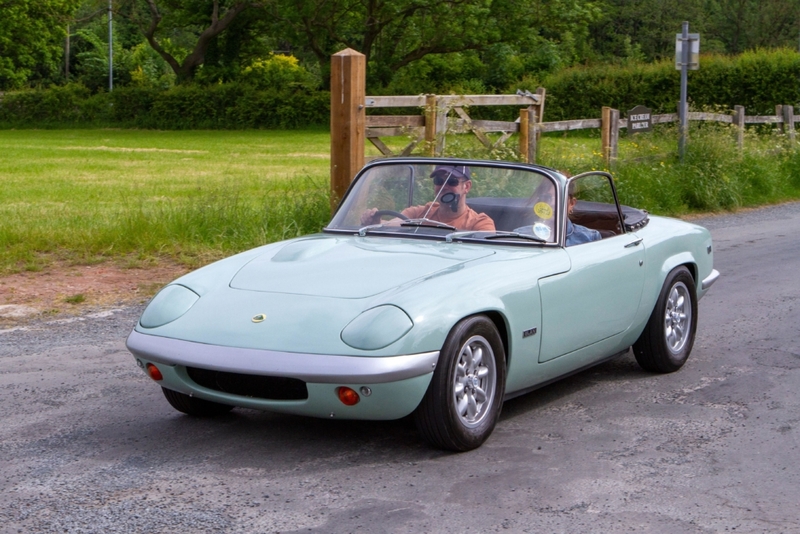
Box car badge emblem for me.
[252,314,267,323]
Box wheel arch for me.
[482,310,510,365]
[631,253,699,343]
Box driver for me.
[360,165,495,231]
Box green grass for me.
[536,123,800,213]
[2,126,800,275]
[0,129,333,273]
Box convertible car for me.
[127,158,719,451]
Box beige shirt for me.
[402,202,495,231]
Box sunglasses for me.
[432,175,463,187]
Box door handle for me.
[625,238,643,248]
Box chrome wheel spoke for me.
[474,387,487,403]
[467,394,478,418]
[471,346,483,368]
[457,395,469,416]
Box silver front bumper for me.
[702,269,720,291]
[126,330,439,384]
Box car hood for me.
[228,236,495,298]
[133,235,558,356]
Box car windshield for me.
[326,161,560,244]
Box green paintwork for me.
[137,357,432,420]
[130,158,717,421]
[341,305,414,350]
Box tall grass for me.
[536,122,800,214]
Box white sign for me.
[675,34,700,70]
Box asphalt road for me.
[1,202,799,533]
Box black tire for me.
[161,387,234,416]
[414,315,506,451]
[633,266,698,373]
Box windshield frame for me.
[324,157,568,247]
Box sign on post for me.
[627,105,652,133]
[675,33,700,70]
[676,22,700,161]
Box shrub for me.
[0,83,330,129]
[525,48,800,121]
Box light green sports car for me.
[127,158,719,451]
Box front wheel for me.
[162,387,234,416]
[633,266,698,373]
[414,315,506,451]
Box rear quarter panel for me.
[629,215,714,339]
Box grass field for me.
[0,129,335,273]
[2,126,800,274]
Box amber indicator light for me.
[337,387,360,406]
[146,363,163,381]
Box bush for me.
[525,48,800,121]
[240,54,319,91]
[0,83,330,129]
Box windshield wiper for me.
[400,218,457,231]
[444,230,547,243]
[482,231,547,243]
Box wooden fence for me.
[554,104,797,164]
[330,48,545,206]
[363,92,545,160]
[330,48,799,205]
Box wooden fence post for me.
[425,94,437,156]
[601,107,619,164]
[435,98,448,156]
[733,105,745,151]
[519,108,529,162]
[528,107,538,163]
[534,87,546,143]
[330,48,365,212]
[783,104,796,145]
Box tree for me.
[588,0,717,61]
[122,0,264,83]
[271,0,601,88]
[0,0,81,89]
[709,0,800,53]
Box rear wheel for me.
[161,387,234,416]
[633,266,697,373]
[414,315,506,451]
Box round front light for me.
[139,284,200,328]
[340,305,413,350]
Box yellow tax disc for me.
[533,202,553,219]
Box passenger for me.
[565,181,602,246]
[360,165,495,231]
[514,178,601,246]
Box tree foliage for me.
[269,0,602,88]
[4,0,800,92]
[0,0,82,89]
[116,0,266,83]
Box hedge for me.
[0,83,331,129]
[531,48,800,121]
[2,48,800,128]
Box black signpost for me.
[627,105,652,133]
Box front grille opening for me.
[187,367,308,400]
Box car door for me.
[537,173,646,363]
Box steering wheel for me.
[373,210,409,221]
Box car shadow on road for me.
[500,350,654,420]
[102,351,658,465]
